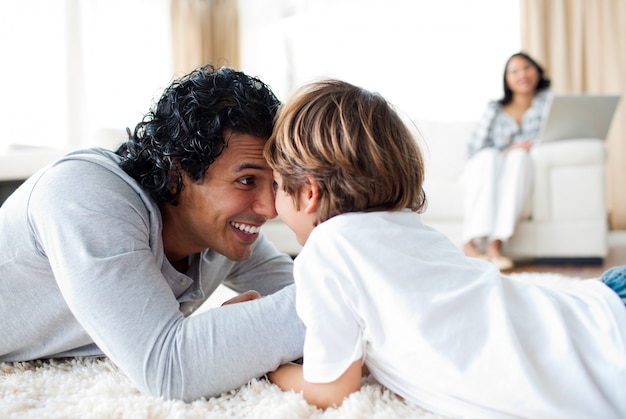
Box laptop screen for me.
[538,94,620,142]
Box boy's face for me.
[273,172,316,246]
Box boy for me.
[264,79,626,418]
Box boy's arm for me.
[267,359,363,409]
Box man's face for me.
[162,131,277,262]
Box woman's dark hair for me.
[116,64,280,205]
[499,52,551,106]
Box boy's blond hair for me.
[265,79,426,226]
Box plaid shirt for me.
[467,89,552,157]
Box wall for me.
[239,0,521,123]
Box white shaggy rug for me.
[0,273,585,418]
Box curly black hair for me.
[116,64,280,205]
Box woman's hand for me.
[505,139,533,155]
[221,290,261,306]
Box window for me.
[0,0,68,151]
[239,0,521,122]
[0,0,172,153]
[1,0,520,156]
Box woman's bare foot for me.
[464,241,485,258]
[486,240,504,258]
[486,240,514,271]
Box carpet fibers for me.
[0,273,583,418]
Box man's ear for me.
[302,176,320,215]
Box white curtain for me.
[0,0,172,151]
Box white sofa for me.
[262,119,609,262]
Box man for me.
[0,65,305,401]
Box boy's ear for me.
[302,176,320,214]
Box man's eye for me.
[238,177,254,186]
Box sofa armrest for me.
[531,139,607,223]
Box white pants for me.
[462,148,533,245]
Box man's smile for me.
[230,221,262,235]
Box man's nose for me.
[253,187,278,219]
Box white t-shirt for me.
[293,210,626,418]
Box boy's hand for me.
[268,359,363,409]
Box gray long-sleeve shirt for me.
[0,148,305,401]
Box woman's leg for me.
[462,148,501,256]
[491,148,533,242]
[481,149,532,270]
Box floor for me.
[507,230,626,279]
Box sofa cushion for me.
[422,179,464,221]
[414,119,475,181]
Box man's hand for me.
[221,290,261,306]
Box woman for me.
[463,52,552,270]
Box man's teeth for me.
[231,222,261,234]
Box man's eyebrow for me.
[233,163,269,172]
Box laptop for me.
[538,94,620,142]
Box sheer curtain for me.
[520,0,626,229]
[237,0,521,121]
[170,0,240,76]
[0,0,172,152]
